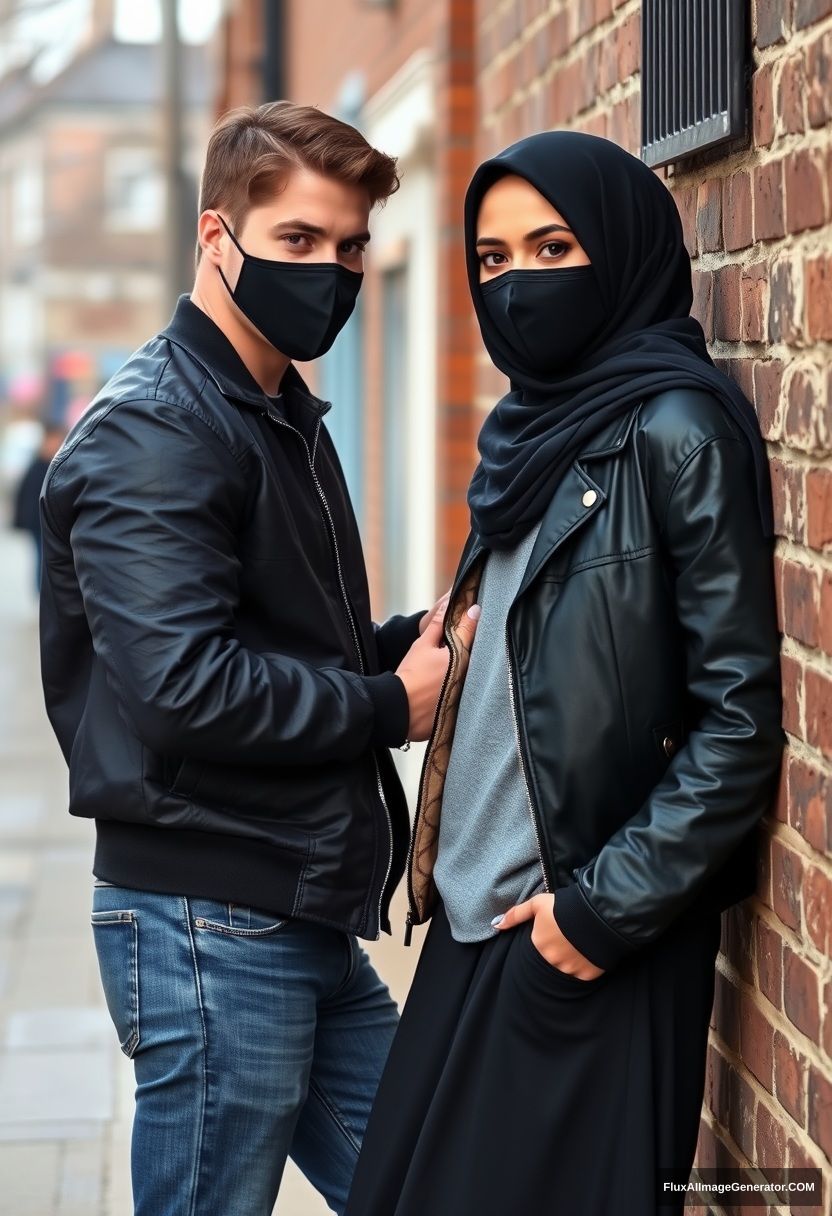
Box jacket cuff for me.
[552,882,639,971]
[375,609,426,671]
[362,672,410,748]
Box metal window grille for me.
[641,0,748,168]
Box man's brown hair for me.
[196,100,400,260]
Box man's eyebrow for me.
[269,219,371,243]
[475,222,572,247]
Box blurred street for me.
[0,525,421,1215]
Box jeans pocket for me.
[90,909,141,1056]
[191,900,291,937]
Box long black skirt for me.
[344,896,722,1216]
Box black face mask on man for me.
[216,215,363,362]
[479,265,606,376]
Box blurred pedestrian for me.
[12,423,65,591]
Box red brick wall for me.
[475,0,832,1196]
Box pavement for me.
[0,525,424,1215]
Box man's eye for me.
[340,241,365,255]
[283,234,311,248]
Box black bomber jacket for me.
[39,295,424,939]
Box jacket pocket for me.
[90,909,140,1057]
[168,757,204,799]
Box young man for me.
[39,101,477,1216]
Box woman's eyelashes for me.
[479,240,571,271]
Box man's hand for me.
[492,894,606,981]
[396,598,480,741]
[419,589,451,635]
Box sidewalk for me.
[0,526,421,1215]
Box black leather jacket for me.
[39,296,422,939]
[406,387,786,969]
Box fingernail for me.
[468,604,481,620]
[490,914,504,926]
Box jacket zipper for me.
[263,407,393,938]
[403,607,459,945]
[403,540,483,945]
[505,613,552,893]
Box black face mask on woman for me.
[480,265,606,375]
[217,215,363,362]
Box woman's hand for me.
[492,893,606,980]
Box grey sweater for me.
[433,519,547,942]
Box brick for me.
[808,1067,832,1161]
[757,917,784,1008]
[775,1029,807,1123]
[674,184,699,257]
[805,667,832,759]
[777,52,807,133]
[807,467,832,549]
[804,865,832,954]
[712,969,741,1052]
[722,902,754,985]
[781,558,820,645]
[740,996,775,1090]
[723,171,753,252]
[807,30,832,127]
[692,269,714,341]
[783,945,820,1039]
[754,159,786,241]
[788,753,830,853]
[753,63,776,147]
[756,1099,789,1165]
[771,836,803,929]
[713,263,742,341]
[825,979,832,1056]
[617,9,640,80]
[781,652,804,741]
[755,0,792,46]
[784,149,828,234]
[784,366,823,451]
[753,358,784,438]
[728,1069,757,1160]
[697,177,723,253]
[805,255,832,341]
[741,260,768,342]
[821,572,832,657]
[795,0,832,26]
[768,256,802,344]
[770,458,805,543]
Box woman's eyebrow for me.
[524,223,573,240]
[475,223,573,248]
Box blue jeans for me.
[90,880,400,1215]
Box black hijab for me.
[465,130,774,548]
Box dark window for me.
[641,0,748,168]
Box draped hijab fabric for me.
[464,130,775,548]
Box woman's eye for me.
[539,241,568,258]
[481,252,508,268]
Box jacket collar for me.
[159,294,331,419]
[451,400,643,601]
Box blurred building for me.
[0,0,213,428]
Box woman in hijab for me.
[344,131,784,1216]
